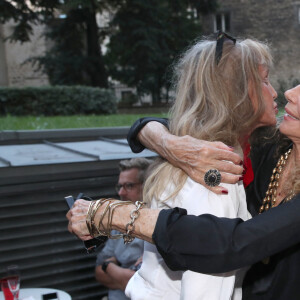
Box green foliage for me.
[105,0,217,104]
[189,0,219,15]
[32,17,86,86]
[33,1,109,87]
[2,0,109,87]
[0,0,60,43]
[1,0,217,96]
[0,86,117,116]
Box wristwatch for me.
[102,261,114,272]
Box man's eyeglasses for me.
[115,182,141,193]
[215,30,236,65]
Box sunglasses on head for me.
[215,30,236,65]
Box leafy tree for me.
[105,0,217,103]
[34,1,109,87]
[0,0,60,43]
[0,0,217,92]
[1,0,110,87]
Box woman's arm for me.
[153,197,300,273]
[67,199,158,243]
[95,262,135,291]
[67,196,300,274]
[127,118,244,194]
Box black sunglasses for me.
[215,30,236,65]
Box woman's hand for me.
[67,198,159,243]
[66,199,92,241]
[138,122,244,194]
[164,135,243,194]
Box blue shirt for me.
[96,230,144,300]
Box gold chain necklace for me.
[259,148,295,214]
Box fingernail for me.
[222,190,228,194]
[228,146,234,150]
[239,176,244,181]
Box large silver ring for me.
[204,169,221,187]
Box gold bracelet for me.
[90,199,107,237]
[96,199,131,237]
[86,198,112,237]
[123,201,145,244]
[88,199,145,242]
[97,199,115,236]
[86,200,96,237]
[106,201,132,239]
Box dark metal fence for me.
[0,127,155,300]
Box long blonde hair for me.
[144,37,273,204]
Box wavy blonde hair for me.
[144,37,273,204]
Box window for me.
[214,12,231,32]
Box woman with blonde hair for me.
[124,32,276,300]
[67,33,300,299]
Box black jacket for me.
[127,118,300,299]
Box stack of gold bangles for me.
[86,198,145,244]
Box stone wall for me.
[0,21,49,87]
[202,0,300,90]
[0,26,9,86]
[1,1,299,92]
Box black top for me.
[127,118,300,299]
[243,142,300,299]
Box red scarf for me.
[243,142,254,187]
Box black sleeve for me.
[127,117,169,153]
[152,196,300,274]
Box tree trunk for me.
[85,6,108,88]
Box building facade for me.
[0,21,48,87]
[201,0,300,89]
[1,1,299,94]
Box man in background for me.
[95,157,152,300]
